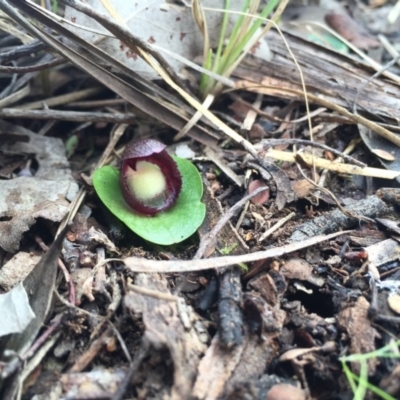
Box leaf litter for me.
[0,1,400,399]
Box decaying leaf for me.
[324,12,379,50]
[124,273,207,399]
[0,123,78,252]
[280,257,312,281]
[0,252,41,291]
[338,296,380,374]
[364,238,400,270]
[64,0,272,80]
[193,304,283,400]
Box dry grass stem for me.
[266,149,400,179]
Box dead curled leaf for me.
[248,179,270,204]
[291,178,315,199]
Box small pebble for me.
[266,384,306,400]
[388,294,400,314]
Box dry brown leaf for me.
[325,12,379,50]
[337,296,380,374]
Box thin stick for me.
[121,230,349,273]
[0,57,65,73]
[259,212,295,242]
[235,200,249,231]
[127,283,179,302]
[194,186,269,259]
[204,146,243,187]
[0,108,138,123]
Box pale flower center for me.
[126,161,166,201]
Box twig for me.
[107,320,132,363]
[235,200,250,231]
[120,230,349,273]
[378,34,400,68]
[1,314,64,379]
[204,146,243,187]
[231,94,327,124]
[259,211,295,242]
[194,186,269,259]
[0,40,45,63]
[0,108,138,123]
[111,342,149,400]
[296,160,375,224]
[19,87,104,110]
[353,55,400,115]
[68,326,114,372]
[242,93,263,131]
[0,57,65,73]
[174,94,215,141]
[127,282,179,302]
[0,85,30,108]
[35,235,75,305]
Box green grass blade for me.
[200,48,214,94]
[213,0,231,72]
[342,360,358,394]
[217,0,251,74]
[224,0,280,69]
[347,367,396,400]
[353,361,368,400]
[342,340,400,362]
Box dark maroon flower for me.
[120,138,182,215]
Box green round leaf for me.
[93,157,205,245]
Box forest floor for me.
[1,1,400,399]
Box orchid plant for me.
[93,139,205,245]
